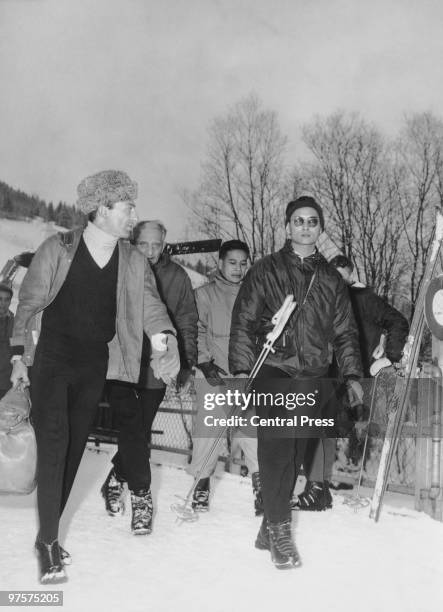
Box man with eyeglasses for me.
[229,195,362,569]
[101,219,198,534]
[10,171,180,584]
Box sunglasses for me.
[291,216,320,228]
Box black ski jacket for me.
[348,285,409,376]
[229,242,362,380]
[139,252,198,388]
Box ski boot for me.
[192,477,210,512]
[59,545,72,566]
[268,519,301,570]
[130,488,153,535]
[35,540,71,565]
[101,468,126,516]
[293,480,332,511]
[35,539,67,584]
[251,472,264,516]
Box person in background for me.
[294,254,409,511]
[0,282,14,399]
[101,219,198,535]
[189,240,263,516]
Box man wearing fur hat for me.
[229,195,363,570]
[10,170,180,584]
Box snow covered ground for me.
[1,445,442,612]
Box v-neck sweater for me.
[40,237,119,352]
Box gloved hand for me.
[369,357,392,377]
[372,334,386,360]
[198,360,227,386]
[151,334,180,385]
[10,359,30,389]
[176,368,194,395]
[346,379,364,408]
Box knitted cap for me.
[285,196,324,230]
[76,170,138,214]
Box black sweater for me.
[41,238,118,350]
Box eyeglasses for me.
[291,216,320,228]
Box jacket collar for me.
[153,251,171,269]
[214,271,242,292]
[281,240,325,265]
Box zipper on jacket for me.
[298,311,305,371]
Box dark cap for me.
[285,196,324,230]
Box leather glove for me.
[346,379,364,408]
[151,334,180,385]
[198,360,227,386]
[369,357,392,377]
[176,368,194,395]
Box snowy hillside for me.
[0,217,208,298]
[1,446,442,612]
[0,217,61,309]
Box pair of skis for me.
[369,212,443,521]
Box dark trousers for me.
[30,342,107,543]
[255,365,329,523]
[109,382,166,491]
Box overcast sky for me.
[1,0,443,239]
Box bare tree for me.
[186,94,287,261]
[297,111,405,298]
[391,112,443,310]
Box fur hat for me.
[285,196,324,230]
[76,170,138,215]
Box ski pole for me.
[344,370,381,511]
[171,295,297,522]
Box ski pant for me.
[299,376,342,482]
[302,437,336,482]
[109,382,166,491]
[188,377,259,479]
[30,338,107,544]
[255,365,334,523]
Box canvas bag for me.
[0,387,37,494]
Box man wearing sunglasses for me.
[229,195,362,569]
